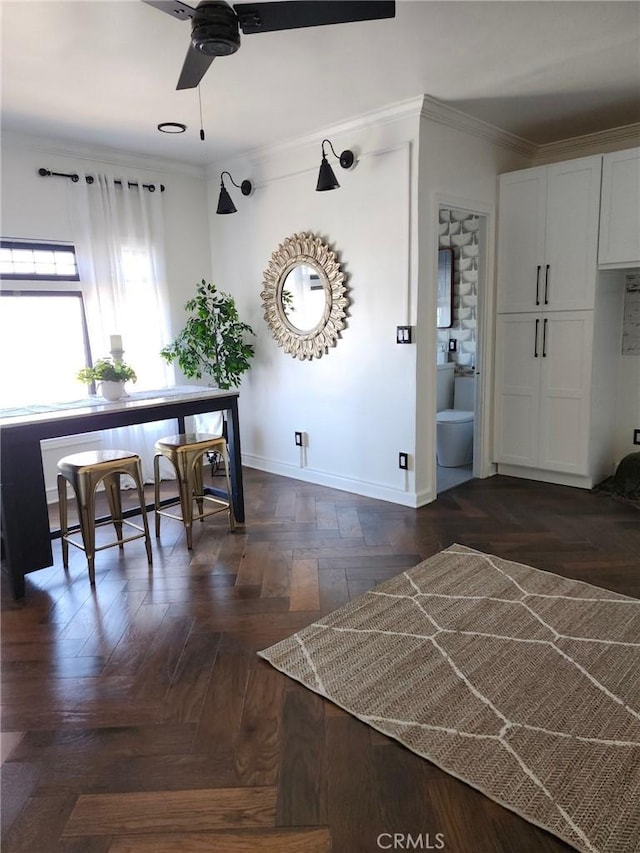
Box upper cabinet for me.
[598,147,640,268]
[497,155,602,313]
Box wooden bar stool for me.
[153,433,235,549]
[57,450,153,585]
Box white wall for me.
[0,132,212,498]
[206,98,534,506]
[206,104,422,505]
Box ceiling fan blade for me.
[233,1,395,35]
[177,44,215,89]
[142,0,196,21]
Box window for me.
[0,240,79,280]
[0,241,90,407]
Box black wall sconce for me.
[316,139,356,191]
[216,171,253,214]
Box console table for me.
[0,387,244,599]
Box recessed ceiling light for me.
[157,122,187,133]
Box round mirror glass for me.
[280,264,327,332]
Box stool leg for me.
[77,479,97,586]
[194,457,205,523]
[57,474,70,569]
[176,452,195,550]
[133,459,153,566]
[104,473,124,549]
[220,443,236,532]
[153,453,162,538]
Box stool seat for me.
[153,432,235,549]
[58,449,140,472]
[155,433,224,451]
[57,449,153,585]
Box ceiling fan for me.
[143,0,396,90]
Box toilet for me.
[436,374,475,467]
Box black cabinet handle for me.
[544,264,550,305]
[542,318,548,357]
[534,318,539,357]
[535,265,541,306]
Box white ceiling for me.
[1,0,639,166]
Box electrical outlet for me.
[295,431,303,447]
[398,452,408,470]
[634,429,640,446]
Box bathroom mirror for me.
[437,248,454,329]
[261,232,349,360]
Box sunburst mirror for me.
[261,232,349,361]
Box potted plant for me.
[77,357,137,401]
[160,279,255,390]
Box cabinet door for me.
[493,313,542,467]
[544,156,601,311]
[496,168,546,313]
[537,311,594,474]
[598,147,640,267]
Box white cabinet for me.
[494,152,626,490]
[598,147,640,267]
[494,312,594,474]
[497,156,602,313]
[496,168,545,313]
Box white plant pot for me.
[100,380,125,402]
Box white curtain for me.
[67,173,176,480]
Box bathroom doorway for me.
[436,205,488,495]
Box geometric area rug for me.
[258,544,640,853]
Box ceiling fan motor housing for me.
[192,1,240,57]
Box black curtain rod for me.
[38,168,165,192]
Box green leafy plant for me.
[76,357,137,385]
[281,288,295,312]
[160,279,255,390]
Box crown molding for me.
[206,95,425,177]
[1,131,207,180]
[533,122,640,163]
[419,95,536,158]
[206,92,539,177]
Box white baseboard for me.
[496,464,594,490]
[242,454,422,508]
[415,487,436,507]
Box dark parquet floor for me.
[1,469,638,853]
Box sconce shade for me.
[315,139,356,192]
[215,172,253,214]
[216,184,237,214]
[316,156,340,192]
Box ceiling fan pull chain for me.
[198,86,205,141]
